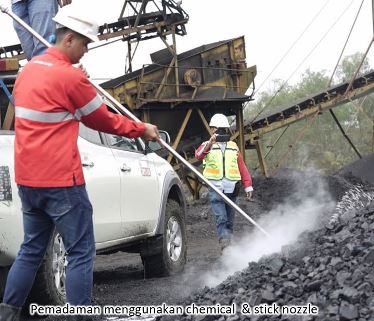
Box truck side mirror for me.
[146,130,170,152]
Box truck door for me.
[78,124,123,243]
[104,133,160,238]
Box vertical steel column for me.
[255,140,269,178]
[126,41,133,73]
[197,108,211,135]
[236,107,245,162]
[134,0,147,28]
[167,108,193,162]
[118,1,127,20]
[143,109,151,123]
[172,27,180,98]
[2,102,15,130]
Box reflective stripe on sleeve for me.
[33,60,53,67]
[196,142,209,158]
[15,106,75,123]
[74,95,102,120]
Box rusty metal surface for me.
[99,0,188,42]
[0,44,24,60]
[102,39,244,88]
[100,36,256,109]
[1,1,188,61]
[99,13,186,38]
[0,58,18,72]
[168,70,374,174]
[99,36,256,167]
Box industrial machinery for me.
[100,36,257,163]
[1,0,373,199]
[0,1,257,198]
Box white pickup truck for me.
[0,123,187,306]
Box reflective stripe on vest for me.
[203,141,241,180]
[15,94,102,123]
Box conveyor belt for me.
[0,44,24,60]
[245,70,374,140]
[0,11,188,60]
[98,12,187,41]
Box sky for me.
[0,0,373,93]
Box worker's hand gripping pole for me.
[0,5,270,237]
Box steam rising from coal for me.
[203,170,335,287]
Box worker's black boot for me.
[0,303,21,321]
[219,238,231,252]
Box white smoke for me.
[202,171,335,287]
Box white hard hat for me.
[209,113,230,128]
[53,7,99,42]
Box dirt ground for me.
[88,171,346,310]
[91,193,259,308]
[19,164,371,321]
[21,180,264,321]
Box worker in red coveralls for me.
[195,113,253,252]
[0,6,159,321]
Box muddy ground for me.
[20,160,373,321]
[20,174,270,321]
[90,172,289,310]
[91,193,261,308]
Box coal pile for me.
[15,155,374,321]
[160,162,374,321]
[337,153,374,186]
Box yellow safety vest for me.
[203,141,241,181]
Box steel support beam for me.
[246,80,374,142]
[197,108,211,135]
[167,108,193,163]
[254,140,268,178]
[237,107,245,161]
[2,102,14,130]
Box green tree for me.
[335,52,371,82]
[245,52,373,175]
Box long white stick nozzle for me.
[0,6,271,238]
[0,5,8,13]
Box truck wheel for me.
[142,199,187,277]
[26,230,66,306]
[0,266,9,300]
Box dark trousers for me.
[208,189,237,240]
[3,185,95,307]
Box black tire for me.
[0,266,9,301]
[142,199,187,278]
[26,230,66,307]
